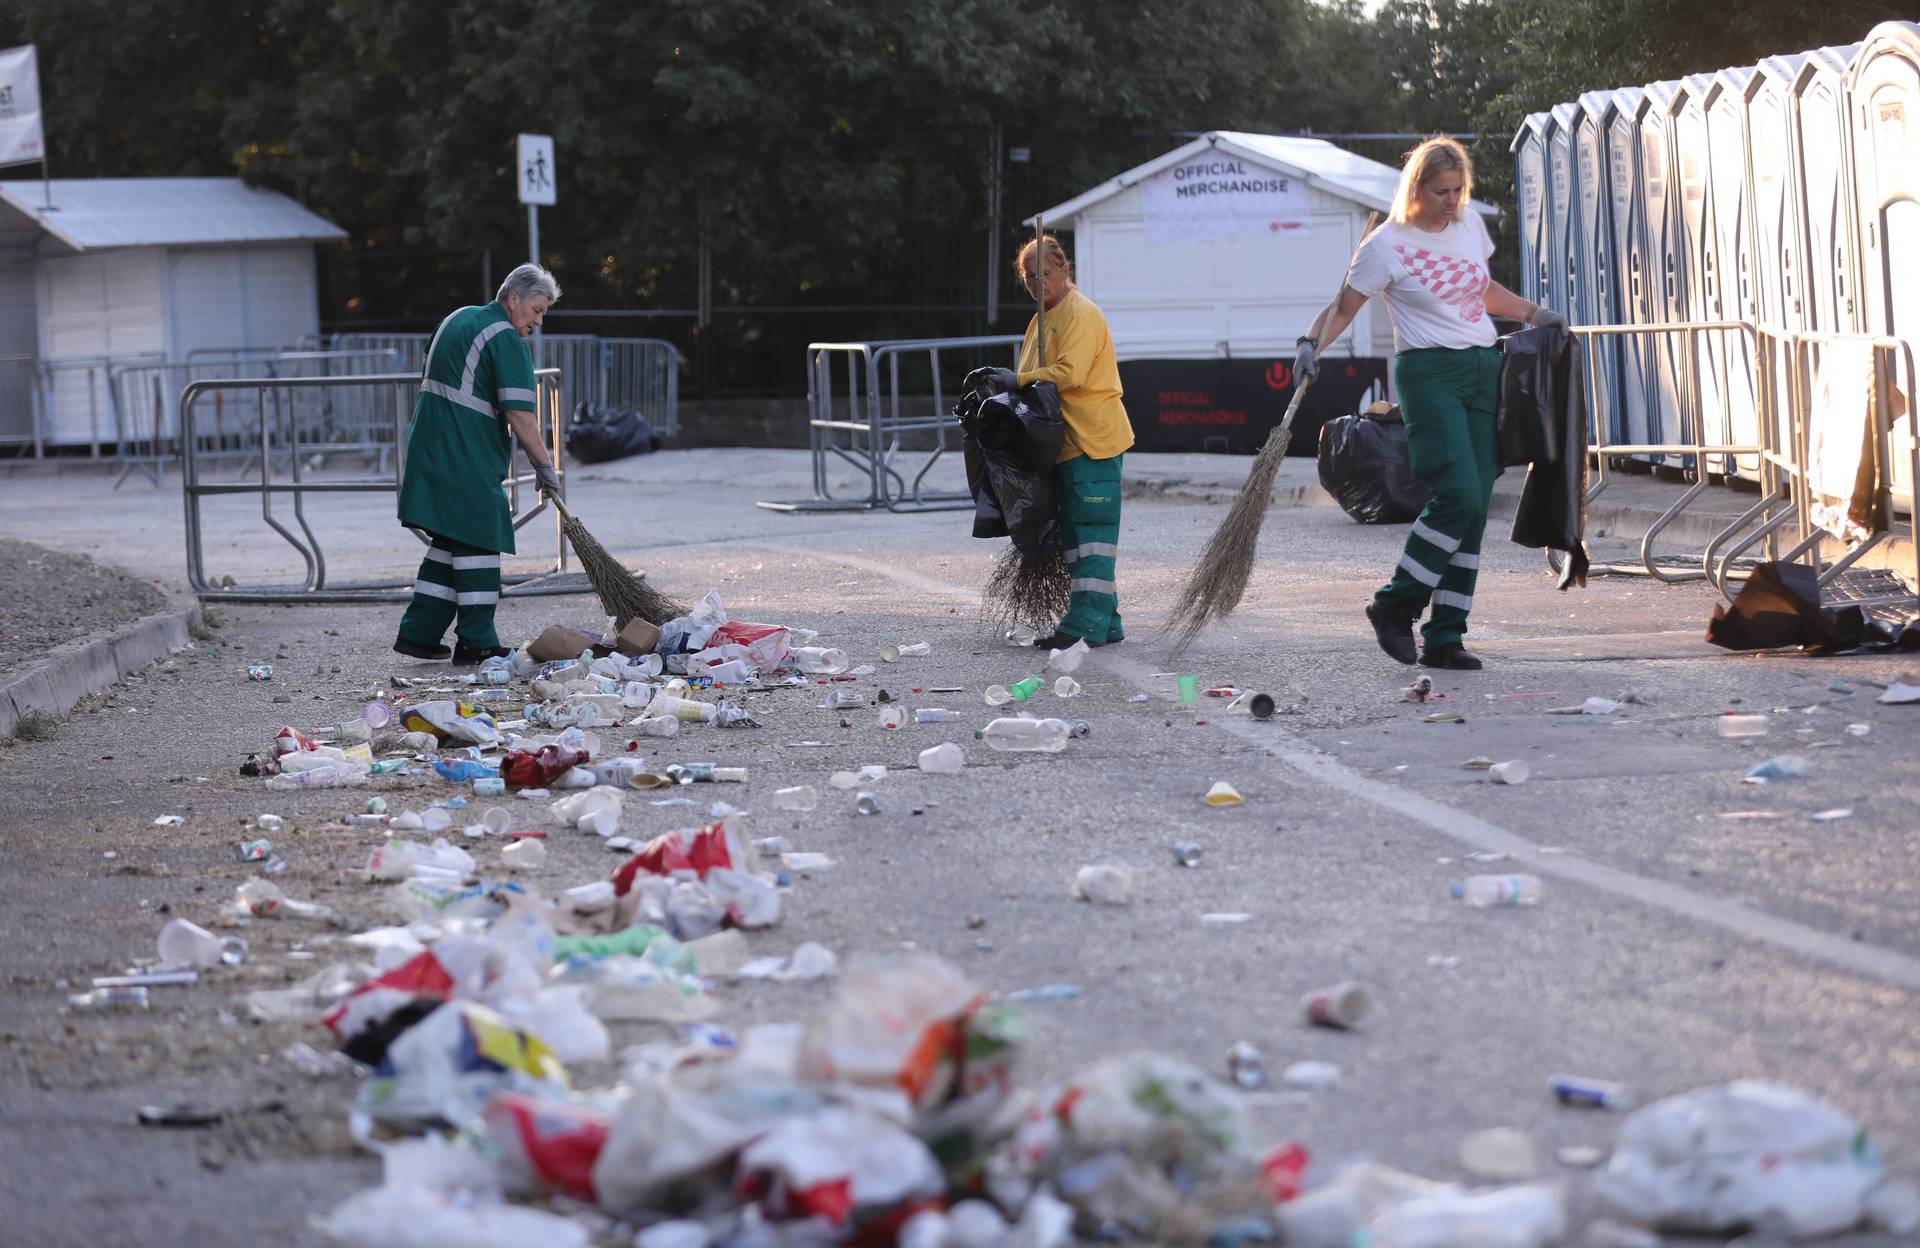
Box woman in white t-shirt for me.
[1293,137,1563,670]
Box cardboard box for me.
[526,625,606,662]
[614,617,662,657]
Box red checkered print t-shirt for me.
[1345,212,1498,353]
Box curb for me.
[0,600,203,740]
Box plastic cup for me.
[918,742,964,774]
[361,700,393,729]
[855,791,882,815]
[773,785,819,811]
[1302,980,1374,1029]
[482,806,514,836]
[1177,675,1200,703]
[1054,676,1082,698]
[878,705,907,730]
[984,685,1012,706]
[421,807,452,833]
[881,641,931,661]
[1488,760,1530,785]
[501,837,546,869]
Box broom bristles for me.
[980,544,1070,635]
[1161,383,1310,658]
[559,512,686,629]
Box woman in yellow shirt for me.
[996,235,1135,649]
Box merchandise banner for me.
[0,45,43,168]
[1142,153,1309,245]
[1119,355,1388,455]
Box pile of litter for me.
[82,593,1920,1246]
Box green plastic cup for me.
[1177,675,1199,702]
[1010,675,1043,702]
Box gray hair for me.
[496,263,561,307]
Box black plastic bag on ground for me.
[1707,560,1865,653]
[1316,404,1431,524]
[956,378,1065,560]
[567,402,656,464]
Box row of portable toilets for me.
[1512,19,1919,484]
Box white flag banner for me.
[1142,154,1309,246]
[0,45,44,168]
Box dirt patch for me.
[0,538,169,683]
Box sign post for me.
[0,45,49,209]
[516,133,556,266]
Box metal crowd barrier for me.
[758,335,1024,514]
[111,349,406,487]
[1705,329,1919,611]
[1561,321,1769,584]
[328,332,682,440]
[38,354,165,457]
[182,367,584,604]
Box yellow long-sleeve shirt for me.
[1015,288,1134,463]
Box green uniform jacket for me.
[397,301,538,553]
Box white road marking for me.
[756,542,1920,995]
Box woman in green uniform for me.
[392,264,564,665]
[991,235,1135,650]
[1296,138,1562,671]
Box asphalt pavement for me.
[0,451,1915,1246]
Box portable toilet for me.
[1705,67,1762,480]
[1547,102,1582,317]
[1672,73,1729,461]
[1573,91,1626,444]
[1846,20,1920,507]
[1746,53,1808,466]
[1638,80,1693,461]
[1512,113,1553,310]
[1795,45,1863,336]
[1605,86,1656,451]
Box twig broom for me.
[550,494,686,629]
[1161,214,1379,658]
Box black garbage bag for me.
[1707,560,1865,653]
[1316,404,1432,524]
[567,401,656,464]
[956,376,1065,560]
[1500,323,1590,588]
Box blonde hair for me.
[1388,137,1474,224]
[1015,233,1073,282]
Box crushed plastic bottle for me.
[977,717,1071,753]
[913,708,958,723]
[773,785,819,811]
[791,646,850,675]
[157,918,248,969]
[1452,873,1544,907]
[881,641,931,661]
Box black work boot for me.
[1365,601,1418,665]
[1419,644,1484,671]
[393,637,450,661]
[450,642,512,667]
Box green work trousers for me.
[397,534,503,650]
[1374,347,1502,648]
[1055,452,1125,644]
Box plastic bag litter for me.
[323,937,495,1057]
[797,952,985,1110]
[1598,1080,1890,1239]
[356,1001,568,1133]
[399,700,501,746]
[736,1104,945,1226]
[591,1063,828,1216]
[365,837,476,882]
[658,590,729,655]
[483,1090,611,1202]
[737,942,839,982]
[1072,864,1142,905]
[320,1137,591,1248]
[552,953,716,1022]
[1368,1180,1567,1248]
[612,821,758,891]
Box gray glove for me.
[532,461,561,497]
[1292,337,1319,384]
[1532,307,1568,331]
[986,366,1018,394]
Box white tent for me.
[0,178,345,450]
[1026,130,1498,364]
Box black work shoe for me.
[393,637,450,661]
[1419,644,1484,671]
[1033,632,1097,651]
[450,643,512,667]
[1365,602,1418,665]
